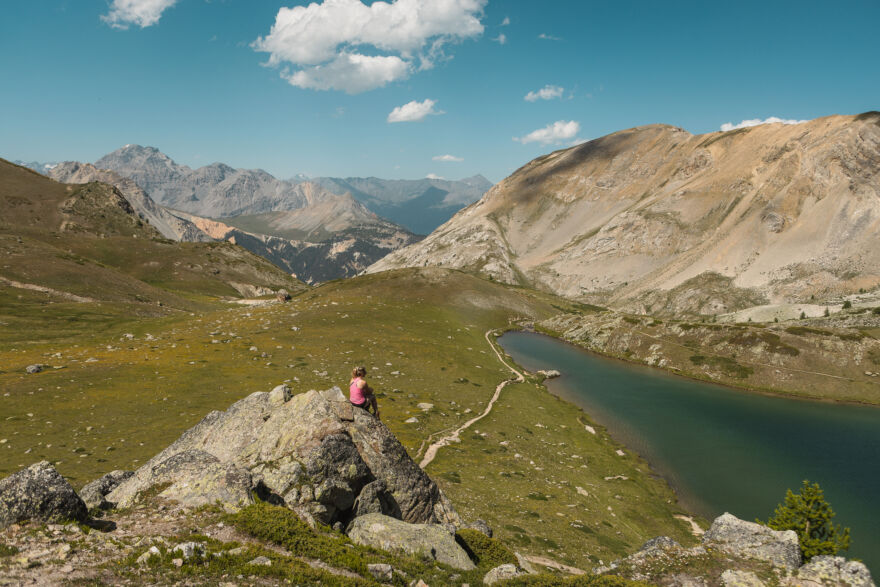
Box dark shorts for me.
[351,399,370,410]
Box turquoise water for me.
[499,331,880,569]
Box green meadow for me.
[0,268,696,569]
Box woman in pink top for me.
[349,366,379,419]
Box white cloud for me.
[284,53,410,93]
[426,173,445,180]
[493,33,507,45]
[720,116,808,132]
[501,16,510,26]
[514,120,580,145]
[538,33,562,41]
[102,0,177,29]
[524,84,564,102]
[387,99,443,123]
[253,0,487,93]
[433,154,463,162]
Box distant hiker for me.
[349,366,380,419]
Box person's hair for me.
[352,366,367,378]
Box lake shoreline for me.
[531,323,880,409]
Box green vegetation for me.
[689,355,753,379]
[842,300,852,309]
[455,529,517,568]
[497,575,650,586]
[231,502,371,573]
[726,330,799,357]
[0,543,19,557]
[0,266,694,570]
[762,480,851,561]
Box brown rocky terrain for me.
[370,113,880,316]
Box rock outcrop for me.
[0,462,88,529]
[703,512,801,570]
[107,387,460,527]
[597,513,874,587]
[346,513,475,570]
[795,556,875,587]
[79,470,133,510]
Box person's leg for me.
[369,395,379,419]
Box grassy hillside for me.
[0,158,306,339]
[0,268,696,570]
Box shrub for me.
[231,502,369,573]
[455,529,517,568]
[761,480,850,561]
[842,300,852,309]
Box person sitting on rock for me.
[349,366,379,419]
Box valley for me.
[2,114,878,585]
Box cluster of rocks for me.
[597,513,874,587]
[1,386,485,575]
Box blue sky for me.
[1,0,877,182]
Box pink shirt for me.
[349,377,367,404]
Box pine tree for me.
[762,480,851,560]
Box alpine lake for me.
[499,331,880,570]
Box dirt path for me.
[419,330,524,469]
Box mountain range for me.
[48,160,420,284]
[94,144,491,235]
[370,112,880,316]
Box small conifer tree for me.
[762,480,851,561]
[800,311,806,319]
[824,307,830,317]
[842,300,852,309]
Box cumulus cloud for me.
[524,84,564,102]
[102,0,177,29]
[253,0,487,93]
[501,16,510,26]
[720,116,808,131]
[433,154,463,162]
[284,53,409,93]
[426,173,445,180]
[387,99,444,123]
[514,120,580,145]
[493,33,507,45]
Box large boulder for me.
[0,461,88,529]
[702,513,801,570]
[107,387,460,526]
[80,470,133,510]
[792,556,875,587]
[347,513,475,570]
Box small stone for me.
[26,364,43,374]
[247,556,272,566]
[720,569,765,587]
[172,542,205,559]
[368,563,394,581]
[405,417,419,423]
[484,563,527,584]
[417,403,434,411]
[172,558,183,567]
[136,546,161,565]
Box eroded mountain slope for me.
[370,113,880,315]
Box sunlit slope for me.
[371,113,880,315]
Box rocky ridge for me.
[370,113,880,316]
